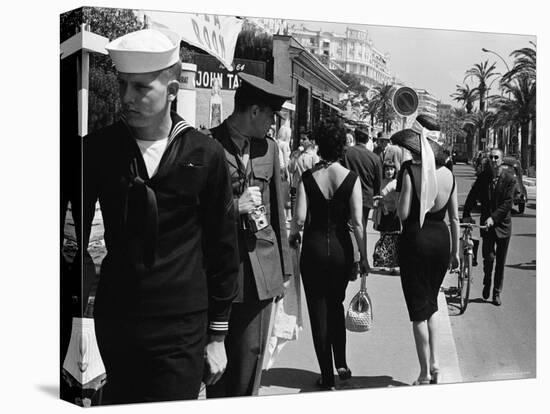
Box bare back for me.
[310,163,351,200]
[408,164,454,212]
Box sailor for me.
[82,29,239,404]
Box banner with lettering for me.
[146,11,244,71]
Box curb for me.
[436,289,463,384]
[523,178,536,187]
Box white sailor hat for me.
[105,29,181,74]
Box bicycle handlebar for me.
[459,223,487,230]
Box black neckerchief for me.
[120,112,193,268]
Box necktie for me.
[490,176,498,206]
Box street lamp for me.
[482,47,511,72]
[482,47,512,95]
[482,48,512,153]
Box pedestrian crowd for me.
[62,28,516,405]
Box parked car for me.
[470,153,527,214]
[452,147,469,164]
[501,156,528,214]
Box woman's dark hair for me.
[383,161,397,179]
[313,116,347,162]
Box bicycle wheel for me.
[459,254,472,314]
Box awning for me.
[312,95,342,114]
[322,100,342,113]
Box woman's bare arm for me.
[397,170,412,221]
[447,177,460,269]
[289,180,307,245]
[349,178,369,271]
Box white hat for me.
[105,29,180,74]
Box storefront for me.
[186,54,266,129]
[179,35,347,141]
[272,35,347,148]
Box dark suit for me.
[206,119,293,397]
[463,168,516,293]
[343,144,382,237]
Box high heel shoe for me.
[337,367,352,381]
[430,368,441,384]
[412,376,431,385]
[316,377,335,390]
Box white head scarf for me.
[412,121,439,227]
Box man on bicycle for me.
[462,148,516,306]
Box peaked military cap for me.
[236,73,294,114]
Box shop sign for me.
[194,54,266,90]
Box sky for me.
[291,19,535,105]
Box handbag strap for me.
[360,272,367,292]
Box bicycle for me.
[450,220,486,314]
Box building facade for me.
[436,102,453,146]
[246,17,289,35]
[416,88,439,118]
[288,25,393,89]
[272,34,348,147]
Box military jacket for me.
[207,120,293,302]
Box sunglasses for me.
[489,155,500,160]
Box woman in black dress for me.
[289,117,369,389]
[392,125,460,385]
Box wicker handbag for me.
[345,272,373,332]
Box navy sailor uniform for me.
[81,112,239,403]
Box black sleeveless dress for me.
[398,162,455,322]
[300,168,358,386]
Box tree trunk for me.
[466,130,474,160]
[478,127,485,151]
[520,121,530,170]
[530,118,536,169]
[479,89,485,112]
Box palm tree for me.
[446,107,471,156]
[451,84,479,155]
[464,61,499,150]
[464,60,499,112]
[451,84,478,113]
[491,76,536,169]
[500,42,536,169]
[369,83,396,133]
[463,110,495,150]
[362,98,380,130]
[501,42,536,86]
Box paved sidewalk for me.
[259,224,461,395]
[523,177,536,187]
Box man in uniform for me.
[81,29,239,404]
[205,73,294,397]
